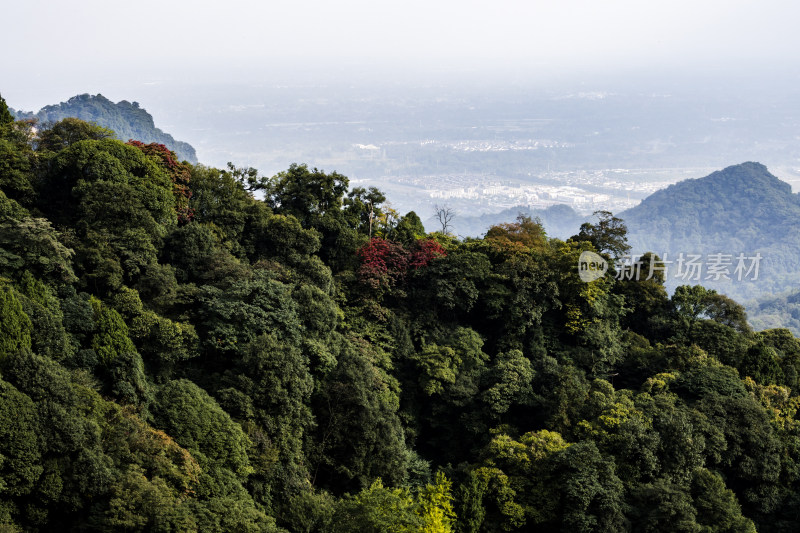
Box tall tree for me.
[570,210,631,259]
[264,163,348,228]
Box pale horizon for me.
[4,0,800,110]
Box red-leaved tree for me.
[408,238,447,269]
[357,237,446,291]
[357,238,409,290]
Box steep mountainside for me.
[12,94,197,163]
[750,289,800,333]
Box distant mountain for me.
[749,289,800,333]
[12,94,197,163]
[443,203,586,240]
[620,161,800,323]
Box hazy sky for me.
[3,0,800,108]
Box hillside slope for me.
[4,96,800,531]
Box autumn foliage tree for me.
[357,237,446,291]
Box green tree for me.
[690,468,756,532]
[0,94,13,127]
[198,271,302,352]
[264,164,348,229]
[310,336,408,493]
[485,214,547,253]
[672,285,712,341]
[329,473,456,533]
[43,138,175,231]
[92,465,196,532]
[90,296,136,364]
[481,349,535,417]
[344,186,387,236]
[672,285,751,342]
[570,210,631,259]
[739,343,784,386]
[392,211,426,245]
[162,223,246,285]
[454,470,486,533]
[627,479,701,532]
[0,215,77,286]
[702,291,751,334]
[614,252,671,336]
[153,379,253,478]
[0,379,43,498]
[188,164,254,254]
[330,479,421,533]
[36,117,114,153]
[415,471,456,532]
[16,271,72,362]
[220,334,314,503]
[0,137,35,206]
[0,284,32,361]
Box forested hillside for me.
[11,94,197,163]
[3,94,800,532]
[621,162,800,301]
[750,289,800,334]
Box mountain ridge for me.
[621,162,800,246]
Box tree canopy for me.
[0,115,795,532]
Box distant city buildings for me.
[383,170,662,214]
[348,140,691,217]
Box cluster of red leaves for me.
[409,239,447,269]
[357,238,408,289]
[357,237,446,290]
[127,141,194,223]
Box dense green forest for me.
[3,92,800,532]
[11,94,197,163]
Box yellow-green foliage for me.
[577,380,651,444]
[415,472,456,533]
[413,344,460,395]
[486,429,571,468]
[642,372,678,394]
[744,377,800,434]
[477,430,572,529]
